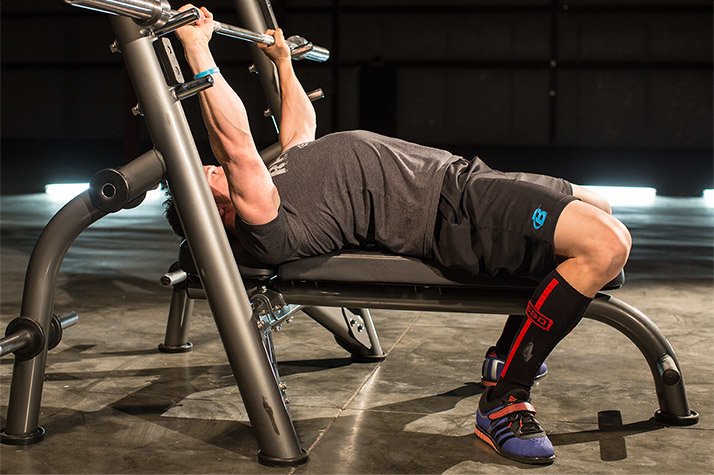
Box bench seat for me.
[178,242,625,291]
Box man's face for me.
[203,165,238,236]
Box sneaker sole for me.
[474,425,555,465]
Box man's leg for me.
[495,200,630,392]
[482,185,612,386]
[475,200,631,464]
[481,315,548,386]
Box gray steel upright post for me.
[109,17,306,465]
[0,194,108,444]
[234,0,282,130]
[1,149,163,444]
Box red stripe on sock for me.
[534,278,559,311]
[500,319,531,378]
[499,277,560,379]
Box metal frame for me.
[1,8,308,465]
[170,271,698,426]
[271,280,697,424]
[0,0,698,469]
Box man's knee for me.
[586,219,631,280]
[555,202,631,284]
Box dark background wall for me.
[2,0,712,195]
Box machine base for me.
[158,342,193,353]
[258,448,309,467]
[0,426,46,445]
[653,409,699,426]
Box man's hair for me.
[163,188,185,238]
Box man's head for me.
[163,165,238,238]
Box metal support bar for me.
[56,312,80,330]
[153,7,199,37]
[161,269,188,287]
[301,307,373,355]
[233,0,283,132]
[1,312,81,359]
[160,285,194,353]
[355,309,385,359]
[173,75,214,100]
[1,149,166,446]
[109,16,306,465]
[1,192,108,443]
[48,312,80,352]
[89,149,165,212]
[586,295,698,425]
[0,331,32,358]
[65,0,172,26]
[274,281,697,425]
[264,88,323,117]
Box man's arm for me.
[176,5,279,225]
[258,29,317,151]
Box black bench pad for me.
[179,240,275,279]
[277,250,625,290]
[179,242,624,290]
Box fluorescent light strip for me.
[45,183,163,202]
[44,183,89,198]
[703,189,714,208]
[582,186,657,207]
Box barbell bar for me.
[65,0,330,62]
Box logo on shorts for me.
[532,207,547,230]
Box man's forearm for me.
[275,59,316,150]
[183,42,280,225]
[183,43,258,163]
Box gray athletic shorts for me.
[430,157,577,278]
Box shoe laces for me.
[502,389,542,435]
[508,410,542,436]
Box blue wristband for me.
[194,67,220,79]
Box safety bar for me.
[65,0,330,62]
[0,312,79,358]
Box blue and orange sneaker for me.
[475,387,555,465]
[481,346,548,387]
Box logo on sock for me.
[526,302,553,331]
[532,207,547,230]
[522,341,534,362]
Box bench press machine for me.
[0,0,698,467]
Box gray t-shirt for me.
[234,130,460,265]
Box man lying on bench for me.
[166,4,632,465]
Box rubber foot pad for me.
[0,426,45,445]
[654,409,699,426]
[258,448,309,467]
[158,342,193,353]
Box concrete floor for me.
[0,192,712,473]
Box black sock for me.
[494,314,525,355]
[492,269,593,399]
